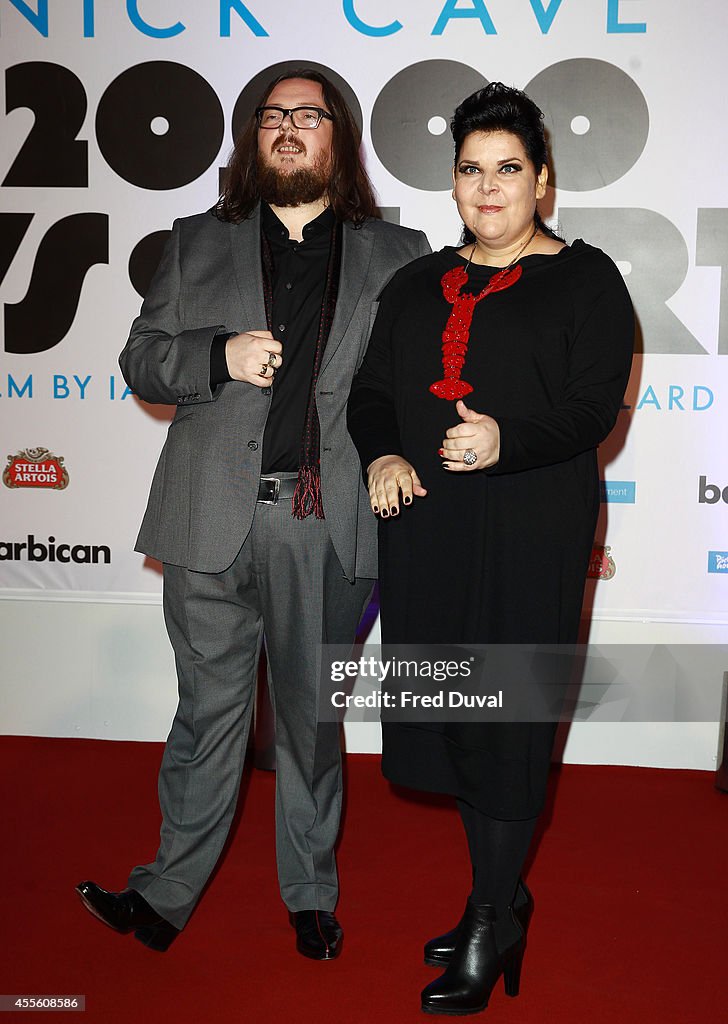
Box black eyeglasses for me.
[256,106,334,130]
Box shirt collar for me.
[261,202,336,242]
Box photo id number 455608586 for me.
[0,996,85,1011]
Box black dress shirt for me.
[210,203,336,473]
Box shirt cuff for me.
[210,330,235,388]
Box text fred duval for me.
[331,690,503,709]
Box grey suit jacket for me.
[120,204,430,580]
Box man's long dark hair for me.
[215,69,379,226]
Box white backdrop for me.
[1,1,727,760]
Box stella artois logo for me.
[3,448,69,490]
[588,544,616,580]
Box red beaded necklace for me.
[430,226,537,401]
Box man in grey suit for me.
[76,69,429,957]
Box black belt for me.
[257,475,298,504]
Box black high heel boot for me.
[423,878,532,967]
[421,902,524,1016]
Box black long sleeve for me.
[348,242,633,480]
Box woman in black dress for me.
[347,83,634,1016]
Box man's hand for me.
[225,330,283,387]
[367,455,427,517]
[439,400,500,471]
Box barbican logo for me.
[588,545,616,580]
[0,535,111,565]
[3,448,69,489]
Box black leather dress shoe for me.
[290,910,343,960]
[75,881,178,952]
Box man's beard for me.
[257,142,330,207]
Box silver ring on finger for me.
[267,351,276,367]
[258,363,269,378]
[463,448,477,466]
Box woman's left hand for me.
[440,400,500,471]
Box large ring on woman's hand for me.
[258,363,269,377]
[463,448,477,466]
[267,351,276,367]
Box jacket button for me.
[262,387,272,396]
[247,440,259,451]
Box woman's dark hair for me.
[215,69,379,226]
[451,81,562,243]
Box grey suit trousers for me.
[128,480,373,929]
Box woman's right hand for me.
[367,456,427,517]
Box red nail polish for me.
[438,448,444,456]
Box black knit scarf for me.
[260,220,342,519]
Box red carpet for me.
[1,737,726,1023]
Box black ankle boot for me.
[423,878,532,967]
[421,902,524,1016]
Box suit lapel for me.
[320,220,375,374]
[229,210,375,365]
[229,205,267,329]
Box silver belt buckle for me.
[259,475,280,504]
